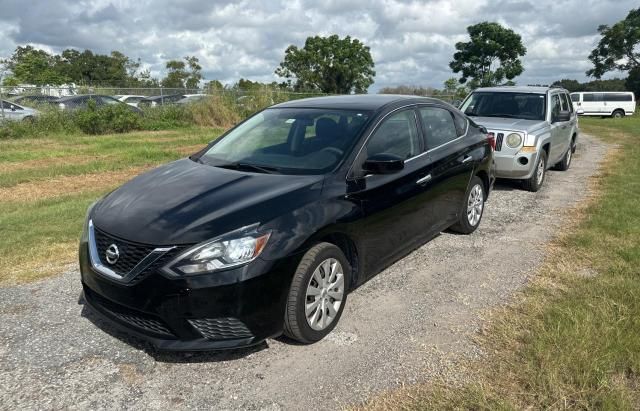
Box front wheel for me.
[284,242,350,344]
[450,176,485,234]
[522,151,547,192]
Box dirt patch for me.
[172,144,207,156]
[0,166,151,203]
[0,155,108,173]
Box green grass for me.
[363,114,640,410]
[0,127,222,285]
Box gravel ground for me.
[0,134,608,410]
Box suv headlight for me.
[162,225,271,276]
[506,133,522,148]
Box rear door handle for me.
[462,155,473,164]
[416,174,432,185]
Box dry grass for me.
[0,241,78,286]
[0,166,150,203]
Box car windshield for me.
[461,92,546,121]
[199,108,371,175]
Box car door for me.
[549,93,567,163]
[418,105,475,222]
[346,107,435,276]
[560,93,575,152]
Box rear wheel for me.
[450,176,485,234]
[612,109,625,118]
[522,151,547,192]
[284,242,350,344]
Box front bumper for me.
[79,242,295,351]
[494,151,538,179]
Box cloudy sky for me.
[0,0,635,91]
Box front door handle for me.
[416,174,432,185]
[462,155,473,164]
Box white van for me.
[570,92,636,118]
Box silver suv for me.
[460,86,578,191]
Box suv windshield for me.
[199,108,371,175]
[461,92,546,121]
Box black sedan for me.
[79,95,495,350]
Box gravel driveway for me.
[0,134,608,410]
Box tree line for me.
[1,7,638,96]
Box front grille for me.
[189,318,253,340]
[94,228,155,276]
[85,287,175,337]
[495,133,504,151]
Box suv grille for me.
[189,318,253,340]
[85,287,174,337]
[495,133,504,151]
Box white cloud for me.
[0,0,636,90]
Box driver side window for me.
[366,110,421,160]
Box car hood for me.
[92,159,324,245]
[472,117,548,134]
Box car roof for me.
[473,86,563,94]
[56,94,111,102]
[272,94,444,111]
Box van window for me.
[570,94,580,102]
[583,93,603,102]
[604,93,633,102]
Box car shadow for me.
[491,178,523,192]
[78,293,269,363]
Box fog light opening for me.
[518,157,529,165]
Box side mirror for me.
[553,110,570,123]
[10,105,16,112]
[363,153,405,175]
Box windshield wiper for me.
[481,113,522,118]
[215,162,281,174]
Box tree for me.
[626,67,640,98]
[275,35,375,93]
[449,22,527,87]
[587,8,640,78]
[3,45,68,85]
[162,56,202,89]
[443,77,469,99]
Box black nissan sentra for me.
[80,95,495,350]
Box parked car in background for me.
[138,94,185,107]
[113,95,146,107]
[11,95,60,106]
[80,95,494,351]
[55,95,143,114]
[460,86,578,192]
[570,91,635,118]
[177,94,207,104]
[0,100,38,122]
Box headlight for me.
[506,133,522,148]
[80,200,98,243]
[162,225,271,276]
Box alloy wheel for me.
[305,258,345,331]
[466,184,484,226]
[536,157,545,185]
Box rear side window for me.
[561,93,573,113]
[583,93,603,102]
[604,93,633,102]
[366,110,421,160]
[570,94,580,102]
[419,107,459,149]
[551,94,562,118]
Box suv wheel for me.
[450,176,485,234]
[523,151,547,192]
[284,242,350,344]
[612,109,625,118]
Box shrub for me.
[140,104,193,130]
[74,100,141,134]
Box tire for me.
[522,150,547,192]
[612,109,625,119]
[554,142,573,171]
[284,242,350,344]
[450,176,485,234]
